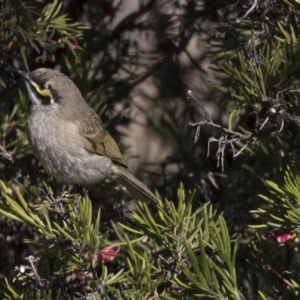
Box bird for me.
[14,68,158,203]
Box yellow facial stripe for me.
[31,81,51,97]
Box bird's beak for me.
[11,69,31,82]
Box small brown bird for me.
[16,68,157,203]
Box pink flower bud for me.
[275,231,291,243]
[98,246,120,261]
[261,230,291,244]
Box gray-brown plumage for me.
[16,68,157,203]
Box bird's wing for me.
[83,131,127,167]
[76,112,127,168]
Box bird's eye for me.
[38,82,51,91]
[31,81,52,97]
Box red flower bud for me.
[98,246,120,261]
[157,38,177,53]
[68,37,78,50]
[261,230,291,244]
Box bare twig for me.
[259,115,270,130]
[188,89,255,171]
[207,134,242,172]
[0,145,14,163]
[233,142,250,158]
[187,90,211,121]
[188,89,300,172]
[26,256,43,287]
[189,118,256,171]
[236,0,258,23]
[189,120,251,140]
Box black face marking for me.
[50,88,62,104]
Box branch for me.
[189,120,251,142]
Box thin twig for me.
[189,120,251,140]
[187,90,211,121]
[233,142,250,158]
[187,90,300,172]
[26,256,43,287]
[237,0,258,23]
[0,145,14,163]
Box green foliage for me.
[0,0,85,72]
[251,167,300,229]
[0,181,241,299]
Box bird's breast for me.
[26,111,113,184]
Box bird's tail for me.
[115,167,158,203]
